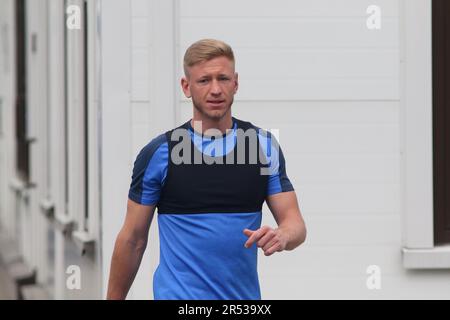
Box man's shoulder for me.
[144,133,168,151]
[233,117,258,131]
[135,133,169,163]
[234,117,273,138]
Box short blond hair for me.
[183,39,235,77]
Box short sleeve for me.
[128,134,168,205]
[258,129,294,196]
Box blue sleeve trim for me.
[257,128,294,196]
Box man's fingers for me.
[257,229,276,249]
[245,231,261,248]
[264,242,281,256]
[243,229,254,237]
[244,226,284,255]
[244,226,270,248]
[262,237,278,252]
[243,229,255,248]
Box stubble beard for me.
[192,97,233,122]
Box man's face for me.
[181,56,238,121]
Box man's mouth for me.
[207,100,225,105]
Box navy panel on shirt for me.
[157,118,269,214]
[128,133,168,205]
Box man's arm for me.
[244,191,306,255]
[107,199,156,299]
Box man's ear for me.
[234,72,239,94]
[181,77,191,98]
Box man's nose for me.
[210,80,222,95]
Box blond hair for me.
[183,39,235,77]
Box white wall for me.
[177,0,403,299]
[111,0,178,300]
[1,0,448,300]
[120,0,450,299]
[100,0,132,299]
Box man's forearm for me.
[278,217,307,251]
[107,233,147,299]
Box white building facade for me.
[0,0,449,299]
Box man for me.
[107,39,307,300]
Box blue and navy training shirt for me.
[128,117,294,300]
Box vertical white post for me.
[400,0,434,249]
[48,0,67,299]
[99,0,131,298]
[149,0,177,136]
[67,0,86,234]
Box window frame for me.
[67,0,98,255]
[401,0,450,268]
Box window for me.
[64,0,69,218]
[432,0,450,245]
[83,0,89,231]
[15,0,29,183]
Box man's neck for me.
[191,113,233,135]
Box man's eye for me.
[198,79,208,84]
